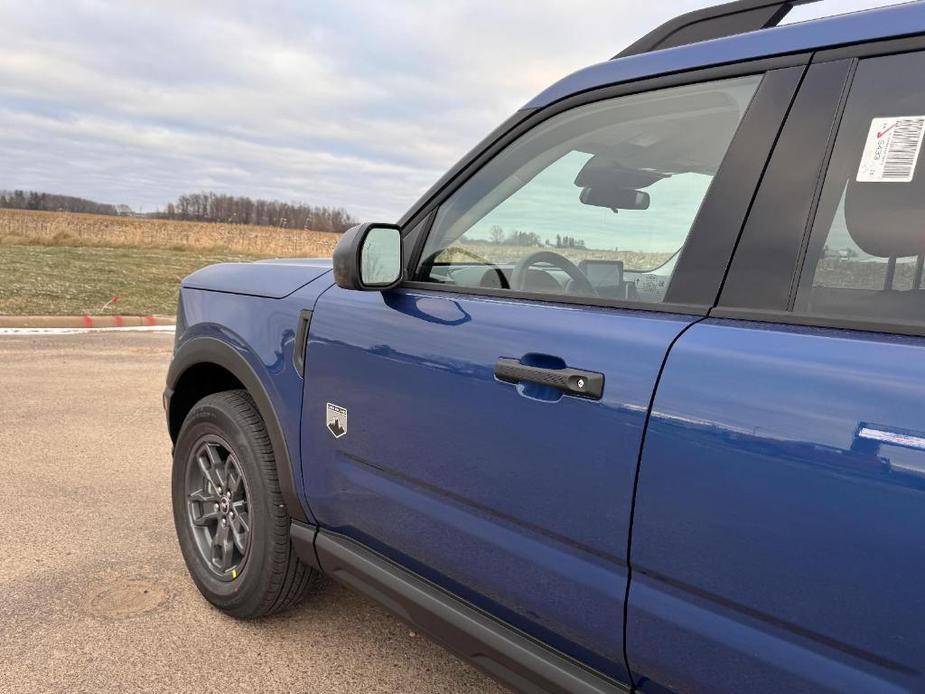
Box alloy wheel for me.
[185,436,252,580]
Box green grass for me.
[0,244,258,315]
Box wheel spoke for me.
[212,521,234,571]
[204,442,223,469]
[234,511,250,534]
[189,487,219,504]
[231,513,249,554]
[210,444,231,490]
[197,453,222,491]
[190,500,221,527]
[226,461,243,496]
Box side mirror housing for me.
[333,223,403,291]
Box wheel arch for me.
[166,336,308,523]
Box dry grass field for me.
[0,208,341,257]
[0,209,339,316]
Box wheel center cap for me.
[219,498,230,513]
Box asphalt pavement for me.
[0,331,504,693]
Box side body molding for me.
[288,525,630,694]
[166,335,308,523]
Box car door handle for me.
[494,358,604,399]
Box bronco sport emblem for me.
[326,403,347,439]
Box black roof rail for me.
[614,0,823,59]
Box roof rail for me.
[614,0,823,59]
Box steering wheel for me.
[510,251,596,296]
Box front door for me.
[301,71,778,680]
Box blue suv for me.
[165,2,925,691]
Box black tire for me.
[171,389,318,618]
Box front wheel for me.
[171,389,318,618]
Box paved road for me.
[0,332,504,694]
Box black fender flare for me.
[165,335,308,523]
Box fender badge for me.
[326,403,347,439]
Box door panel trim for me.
[716,58,856,313]
[710,307,925,338]
[400,281,708,316]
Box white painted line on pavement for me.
[0,326,176,335]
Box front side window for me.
[415,76,761,304]
[796,51,925,326]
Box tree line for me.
[479,226,587,249]
[0,190,119,216]
[0,189,357,233]
[158,192,355,233]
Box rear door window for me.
[795,51,925,327]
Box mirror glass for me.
[360,226,401,286]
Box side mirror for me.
[333,223,403,291]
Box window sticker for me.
[857,116,925,183]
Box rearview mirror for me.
[579,185,650,212]
[574,157,656,212]
[333,223,403,291]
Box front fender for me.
[165,271,335,525]
[166,334,310,524]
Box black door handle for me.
[494,358,604,399]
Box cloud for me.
[0,0,902,219]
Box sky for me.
[0,0,904,221]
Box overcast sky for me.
[0,0,903,220]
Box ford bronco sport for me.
[165,2,925,691]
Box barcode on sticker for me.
[857,116,925,183]
[882,118,925,179]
